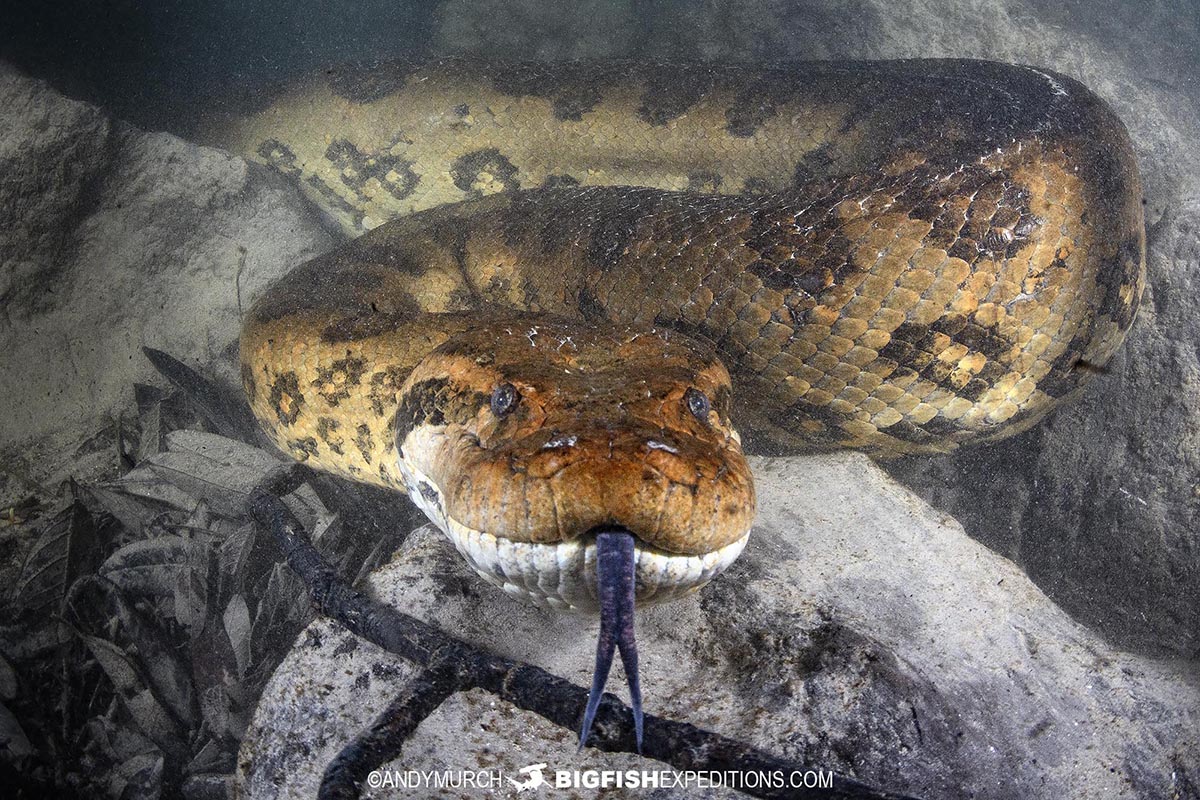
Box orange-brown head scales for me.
[392,315,756,612]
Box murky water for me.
[1,2,1198,798]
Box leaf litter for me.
[0,352,414,798]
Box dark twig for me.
[320,657,461,800]
[249,481,922,800]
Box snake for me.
[214,58,1145,748]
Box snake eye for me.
[490,382,519,417]
[684,387,711,421]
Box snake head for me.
[392,313,756,612]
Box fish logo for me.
[506,763,548,792]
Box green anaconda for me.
[217,58,1144,748]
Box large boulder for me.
[238,455,1199,800]
[0,63,333,477]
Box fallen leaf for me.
[222,595,252,679]
[12,501,105,617]
[100,536,213,599]
[0,701,32,759]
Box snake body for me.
[227,58,1144,612]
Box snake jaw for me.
[579,527,642,753]
[400,453,751,610]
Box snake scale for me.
[215,58,1144,747]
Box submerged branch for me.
[319,659,461,800]
[249,479,921,800]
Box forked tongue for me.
[578,526,643,753]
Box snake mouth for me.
[402,454,750,612]
[442,511,750,612]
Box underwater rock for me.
[887,198,1200,659]
[0,62,333,461]
[237,454,1199,800]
